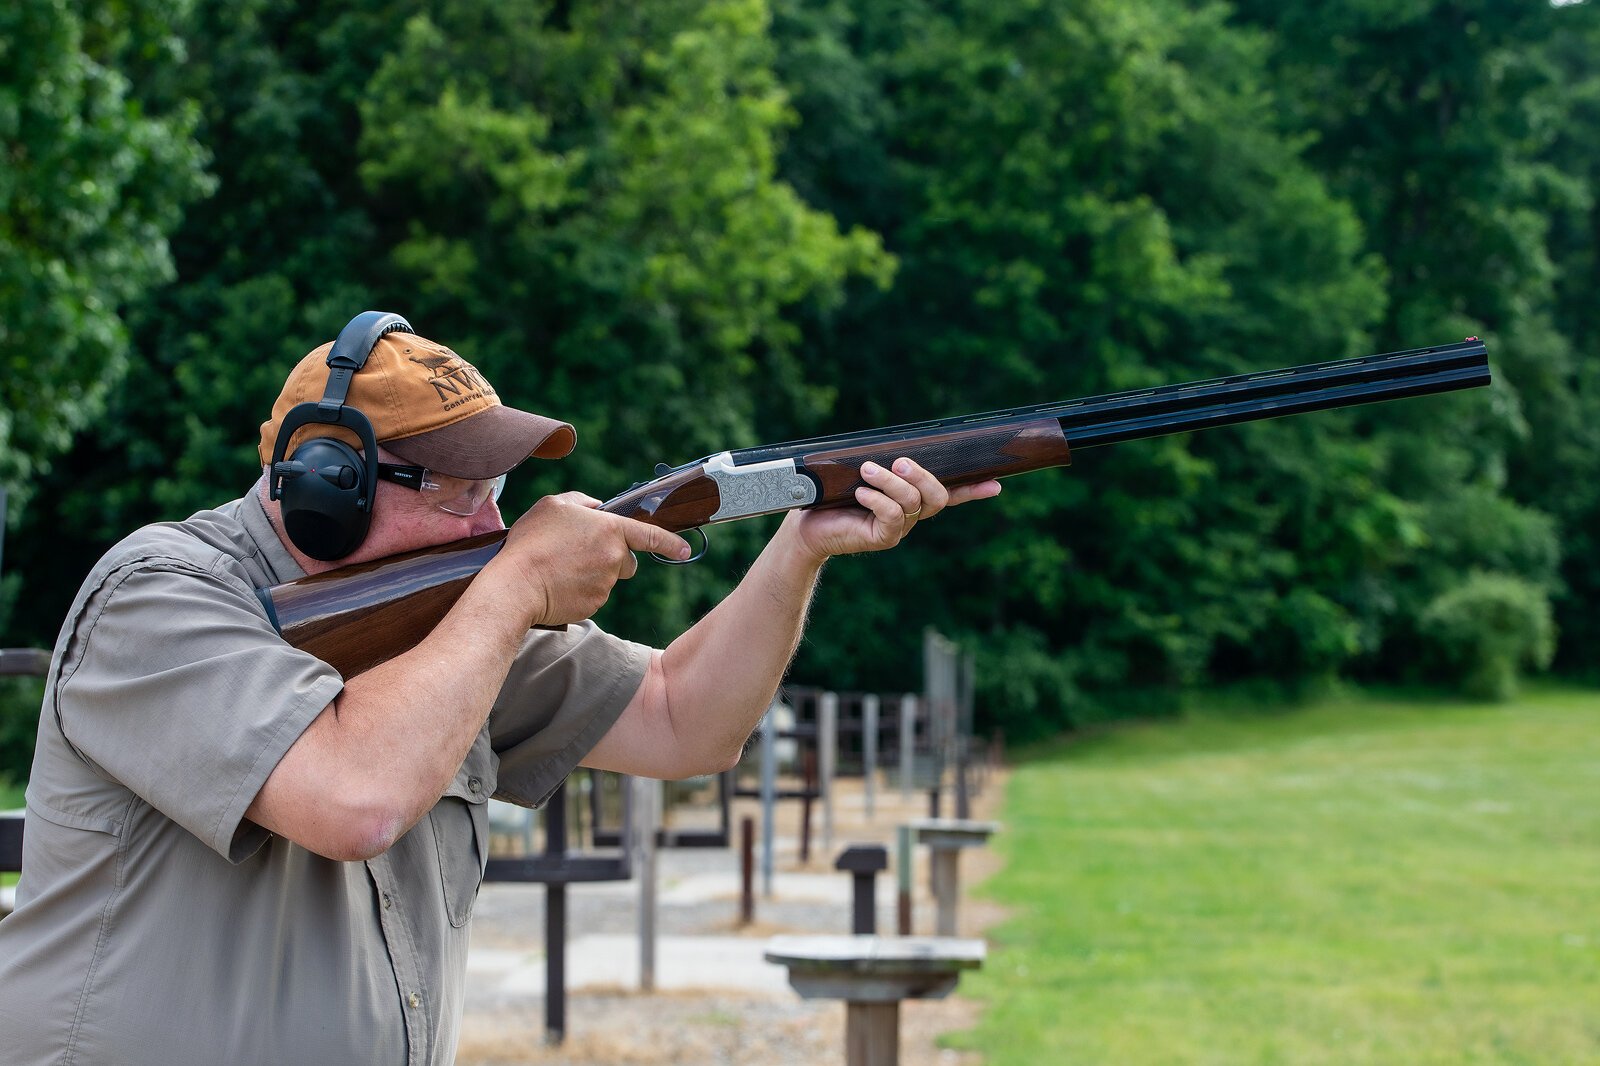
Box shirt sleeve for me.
[487,620,653,807]
[53,558,343,863]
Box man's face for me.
[347,474,506,566]
[264,446,511,573]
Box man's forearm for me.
[654,513,826,771]
[582,455,971,780]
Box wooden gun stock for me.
[258,532,511,679]
[259,338,1490,677]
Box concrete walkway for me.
[457,771,1005,1064]
[470,935,793,997]
[465,842,867,1007]
[462,771,991,976]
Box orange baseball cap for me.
[258,331,575,479]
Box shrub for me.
[973,628,1085,745]
[1271,587,1363,682]
[1419,572,1556,701]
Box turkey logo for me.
[410,352,495,410]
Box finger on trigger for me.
[626,519,692,562]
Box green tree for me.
[1229,0,1581,689]
[770,0,1408,732]
[0,0,209,775]
[0,0,209,538]
[8,0,888,648]
[355,0,889,633]
[1530,1,1600,672]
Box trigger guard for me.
[651,526,708,566]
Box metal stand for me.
[835,844,888,934]
[482,775,634,1046]
[765,935,985,1066]
[909,819,999,936]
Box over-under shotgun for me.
[259,338,1490,677]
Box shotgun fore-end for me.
[799,417,1072,504]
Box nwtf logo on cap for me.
[409,351,498,413]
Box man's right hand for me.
[492,492,693,627]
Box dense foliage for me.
[3,0,1598,760]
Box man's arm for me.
[581,458,1001,779]
[246,493,691,861]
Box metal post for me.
[943,640,958,801]
[718,767,733,841]
[760,704,777,899]
[896,824,913,935]
[899,695,916,804]
[634,775,659,992]
[739,816,755,925]
[862,694,879,821]
[820,691,837,855]
[800,750,815,865]
[544,784,568,1045]
[923,629,944,817]
[957,650,976,819]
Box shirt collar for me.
[241,477,307,584]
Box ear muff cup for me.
[276,438,374,561]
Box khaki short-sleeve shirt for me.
[0,487,650,1066]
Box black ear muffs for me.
[270,437,374,561]
[268,311,412,561]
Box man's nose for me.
[470,498,506,536]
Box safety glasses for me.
[375,463,506,517]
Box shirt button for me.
[382,893,394,910]
[409,992,422,1009]
[468,777,483,795]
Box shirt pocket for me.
[430,730,495,928]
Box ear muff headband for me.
[268,311,413,560]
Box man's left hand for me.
[787,458,1002,562]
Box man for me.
[0,314,999,1064]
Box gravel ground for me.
[458,992,983,1066]
[457,770,1006,1066]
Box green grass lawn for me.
[953,686,1600,1065]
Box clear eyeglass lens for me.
[420,471,508,516]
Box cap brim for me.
[383,405,576,478]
